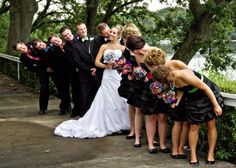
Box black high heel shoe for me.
[133,142,142,147]
[178,154,187,159]
[126,135,135,139]
[159,148,170,153]
[189,160,200,166]
[206,160,215,165]
[148,148,158,154]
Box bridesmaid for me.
[143,47,190,159]
[120,23,144,147]
[151,65,223,166]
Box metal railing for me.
[0,53,235,107]
[0,53,21,81]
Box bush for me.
[204,70,236,94]
[198,106,236,163]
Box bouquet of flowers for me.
[149,80,177,104]
[133,66,147,80]
[162,90,177,104]
[122,62,133,75]
[112,57,126,72]
[149,81,163,99]
[103,51,116,64]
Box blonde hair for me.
[122,22,141,41]
[113,24,123,39]
[143,47,166,66]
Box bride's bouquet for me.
[103,51,117,64]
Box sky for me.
[146,0,177,11]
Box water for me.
[158,43,236,81]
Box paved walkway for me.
[0,72,235,168]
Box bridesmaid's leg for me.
[134,107,143,146]
[189,124,200,163]
[158,113,168,150]
[206,118,217,161]
[178,121,190,154]
[127,105,135,137]
[146,114,157,150]
[171,121,181,155]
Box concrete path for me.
[0,73,235,168]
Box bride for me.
[54,25,130,138]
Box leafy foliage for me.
[206,70,236,94]
[0,13,9,52]
[201,2,236,71]
[198,106,236,162]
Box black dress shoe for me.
[149,148,158,154]
[189,161,200,166]
[70,113,79,117]
[206,160,215,165]
[58,111,66,115]
[66,106,71,113]
[160,148,170,153]
[171,154,179,159]
[126,135,135,139]
[38,110,46,115]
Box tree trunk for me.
[6,0,38,54]
[86,0,100,35]
[102,0,118,23]
[172,11,213,64]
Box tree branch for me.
[0,0,10,15]
[103,0,143,23]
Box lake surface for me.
[158,42,236,81]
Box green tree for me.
[6,0,38,54]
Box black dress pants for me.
[50,71,71,112]
[37,71,49,111]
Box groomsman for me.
[31,39,71,115]
[73,22,98,117]
[13,41,49,115]
[59,26,82,117]
[91,22,110,88]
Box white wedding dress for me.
[54,49,130,138]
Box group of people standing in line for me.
[14,22,223,166]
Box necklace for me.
[170,81,175,90]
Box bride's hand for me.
[106,64,113,69]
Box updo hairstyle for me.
[143,47,166,66]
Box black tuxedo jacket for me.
[71,37,96,83]
[90,36,110,81]
[20,43,42,73]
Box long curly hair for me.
[143,47,166,66]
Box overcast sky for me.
[146,0,177,11]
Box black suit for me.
[72,37,98,116]
[91,35,109,87]
[47,45,71,113]
[21,43,49,112]
[63,38,82,116]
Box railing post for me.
[17,62,20,82]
